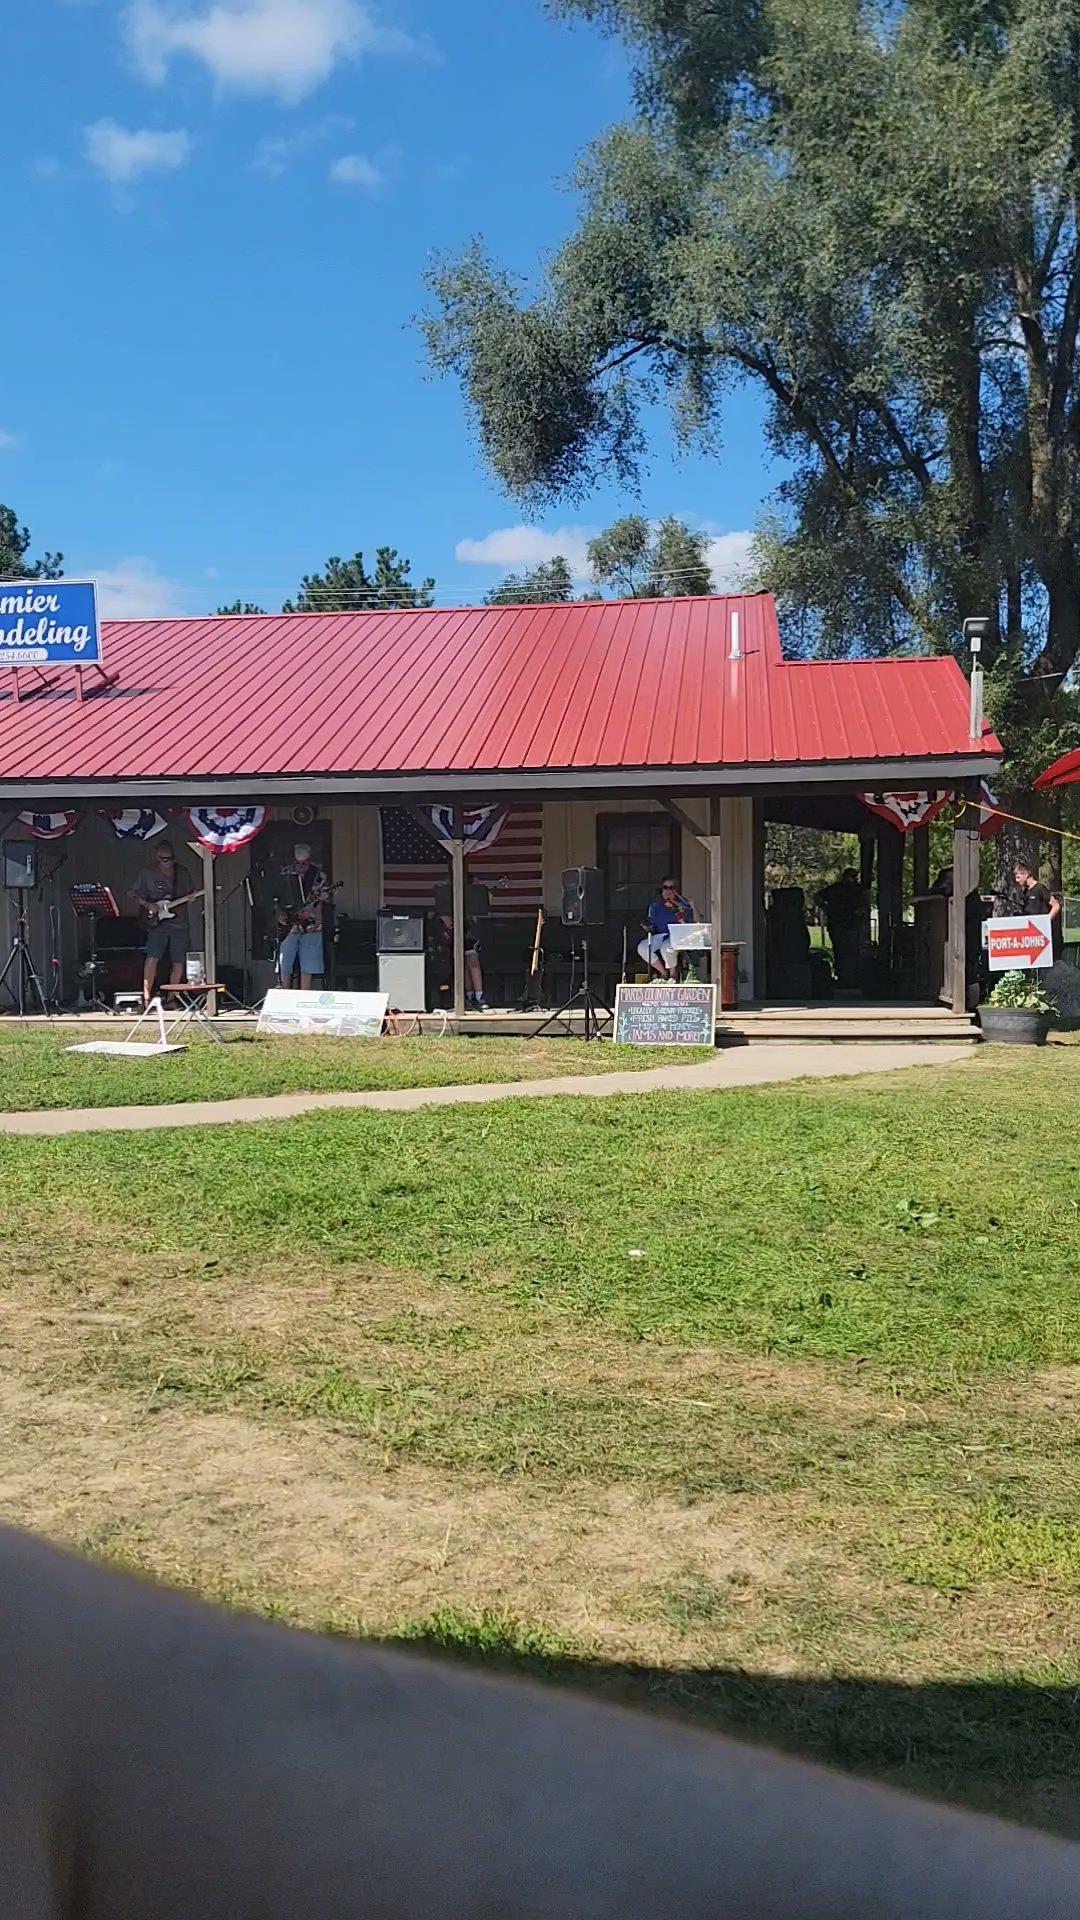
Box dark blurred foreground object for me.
[1,1522,1078,1920]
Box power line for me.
[211,563,748,612]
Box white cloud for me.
[84,119,191,184]
[126,0,417,102]
[0,430,18,452]
[91,560,185,619]
[328,151,381,189]
[704,529,755,592]
[252,112,353,176]
[457,521,758,593]
[456,525,597,578]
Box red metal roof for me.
[0,593,1001,790]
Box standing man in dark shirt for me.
[815,866,865,988]
[1014,857,1063,957]
[130,840,196,1004]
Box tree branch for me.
[1048,236,1080,435]
[869,399,936,494]
[732,346,853,493]
[1036,195,1069,294]
[596,336,671,378]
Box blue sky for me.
[5,0,777,616]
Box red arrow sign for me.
[986,919,1052,966]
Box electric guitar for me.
[143,889,206,924]
[275,879,343,934]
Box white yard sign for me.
[257,989,389,1038]
[985,914,1054,972]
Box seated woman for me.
[637,876,696,979]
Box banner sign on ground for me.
[257,988,388,1038]
[985,914,1054,971]
[0,579,101,668]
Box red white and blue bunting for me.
[858,791,951,832]
[427,805,506,852]
[16,810,81,839]
[183,804,268,854]
[103,808,169,842]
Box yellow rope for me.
[957,797,1080,846]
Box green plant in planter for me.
[985,971,1057,1014]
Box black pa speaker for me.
[3,841,36,890]
[561,866,604,926]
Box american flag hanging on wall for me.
[380,806,544,913]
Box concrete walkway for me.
[0,1042,973,1136]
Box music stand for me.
[70,884,119,1013]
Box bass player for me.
[130,840,196,1004]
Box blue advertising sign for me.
[0,579,101,668]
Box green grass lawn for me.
[0,1030,707,1111]
[3,1048,1080,1828]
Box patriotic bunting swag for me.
[183,805,268,854]
[427,805,507,853]
[103,808,169,842]
[860,786,1003,836]
[858,791,951,832]
[16,810,80,839]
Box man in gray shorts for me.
[130,839,195,1003]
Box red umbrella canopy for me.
[1035,748,1080,789]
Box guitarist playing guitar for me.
[130,840,197,1004]
[276,843,336,989]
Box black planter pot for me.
[979,1006,1052,1046]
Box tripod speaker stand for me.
[534,871,612,1040]
[534,934,612,1040]
[0,890,48,1016]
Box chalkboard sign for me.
[613,982,717,1048]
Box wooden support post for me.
[860,834,875,957]
[709,794,723,1008]
[912,824,930,899]
[199,846,218,1014]
[877,827,903,970]
[451,803,467,1020]
[951,786,980,1015]
[752,798,767,1001]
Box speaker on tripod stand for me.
[535,867,610,1040]
[0,842,48,1017]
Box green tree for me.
[422,0,1080,801]
[587,514,712,597]
[0,505,62,581]
[485,555,575,604]
[283,547,434,613]
[216,600,265,616]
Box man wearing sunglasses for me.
[637,874,696,979]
